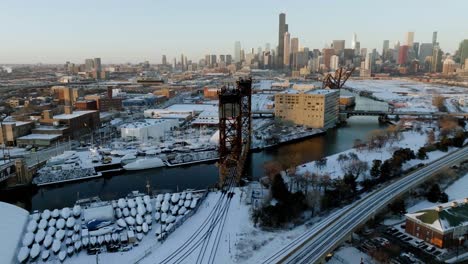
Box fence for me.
[133,190,209,264]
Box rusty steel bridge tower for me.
[218,78,252,186]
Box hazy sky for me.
[1,0,467,64]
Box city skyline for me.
[1,0,467,64]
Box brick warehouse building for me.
[405,199,468,248]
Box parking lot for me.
[354,224,449,264]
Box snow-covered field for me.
[296,127,456,181]
[346,79,468,113]
[406,172,468,214]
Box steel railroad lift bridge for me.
[217,78,252,186]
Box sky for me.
[0,0,467,64]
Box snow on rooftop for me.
[0,202,29,264]
[17,134,61,140]
[166,104,217,113]
[53,110,97,120]
[120,119,176,129]
[406,198,468,233]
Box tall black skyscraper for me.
[277,13,287,68]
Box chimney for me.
[64,106,73,115]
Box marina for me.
[17,189,207,263]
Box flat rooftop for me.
[17,134,61,140]
[54,110,97,120]
[166,104,217,113]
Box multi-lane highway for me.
[267,146,468,264]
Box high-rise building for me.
[283,32,291,67]
[382,40,390,59]
[419,43,433,62]
[234,41,241,62]
[330,55,339,71]
[211,55,217,67]
[412,42,420,58]
[180,54,185,70]
[265,43,271,52]
[220,55,226,63]
[406,32,415,46]
[352,33,357,49]
[291,38,299,55]
[431,45,443,72]
[85,59,94,72]
[360,48,367,59]
[226,55,232,65]
[398,45,409,65]
[458,39,468,68]
[354,41,360,56]
[278,13,287,68]
[322,48,335,70]
[162,55,167,65]
[364,53,372,70]
[93,58,101,72]
[432,31,438,46]
[332,40,345,56]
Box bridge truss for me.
[218,78,252,186]
[322,67,355,89]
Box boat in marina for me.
[123,157,165,170]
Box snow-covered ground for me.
[296,127,456,181]
[0,202,29,264]
[346,79,468,113]
[406,172,468,214]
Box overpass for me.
[264,146,468,264]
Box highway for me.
[266,146,468,264]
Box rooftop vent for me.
[451,201,458,208]
[436,205,444,212]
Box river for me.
[6,91,389,211]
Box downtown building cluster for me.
[159,13,468,79]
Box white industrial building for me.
[120,119,179,141]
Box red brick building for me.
[405,199,468,248]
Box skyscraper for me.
[354,42,360,56]
[265,43,271,52]
[291,38,299,55]
[180,54,185,70]
[398,45,409,65]
[85,59,94,71]
[458,39,468,68]
[332,40,345,56]
[322,48,335,70]
[431,45,443,72]
[211,55,217,67]
[283,32,291,67]
[382,40,390,59]
[352,33,357,49]
[406,32,415,46]
[234,41,241,62]
[278,13,287,68]
[432,31,438,46]
[419,43,433,62]
[330,55,339,71]
[93,58,101,72]
[412,42,420,58]
[162,55,167,65]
